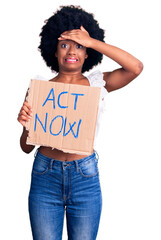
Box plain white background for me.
[1,0,161,239]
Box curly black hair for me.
[38,5,105,73]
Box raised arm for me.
[59,26,143,92]
[88,39,143,92]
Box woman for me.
[18,5,143,240]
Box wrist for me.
[86,37,97,48]
[87,38,101,49]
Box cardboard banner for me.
[25,80,100,155]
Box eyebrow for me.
[59,40,77,44]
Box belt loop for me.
[74,160,79,172]
[95,150,99,160]
[34,149,38,158]
[50,159,54,171]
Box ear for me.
[55,51,58,57]
[85,53,88,59]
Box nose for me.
[67,44,76,55]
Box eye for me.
[61,43,68,48]
[76,44,84,49]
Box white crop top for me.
[33,70,108,151]
[86,70,108,148]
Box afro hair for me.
[38,5,105,73]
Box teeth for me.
[65,58,78,62]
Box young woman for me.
[18,5,143,240]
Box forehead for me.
[58,39,77,45]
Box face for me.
[55,40,88,73]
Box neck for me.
[55,71,85,83]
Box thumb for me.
[80,26,87,32]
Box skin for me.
[18,26,143,161]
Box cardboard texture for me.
[26,79,101,155]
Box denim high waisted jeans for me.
[28,150,102,240]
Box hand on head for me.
[58,26,92,48]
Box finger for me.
[59,34,71,40]
[18,119,25,127]
[58,36,66,40]
[21,103,32,116]
[60,29,82,38]
[60,32,81,40]
[21,105,32,116]
[18,114,31,122]
[21,109,32,118]
[18,118,27,127]
[24,101,32,110]
[17,115,30,127]
[62,29,80,35]
[60,32,76,37]
[80,26,87,32]
[18,107,32,123]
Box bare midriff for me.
[37,77,93,162]
[38,146,94,162]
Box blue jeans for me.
[28,150,102,240]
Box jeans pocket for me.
[79,158,99,178]
[32,156,49,175]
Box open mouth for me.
[65,58,78,63]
